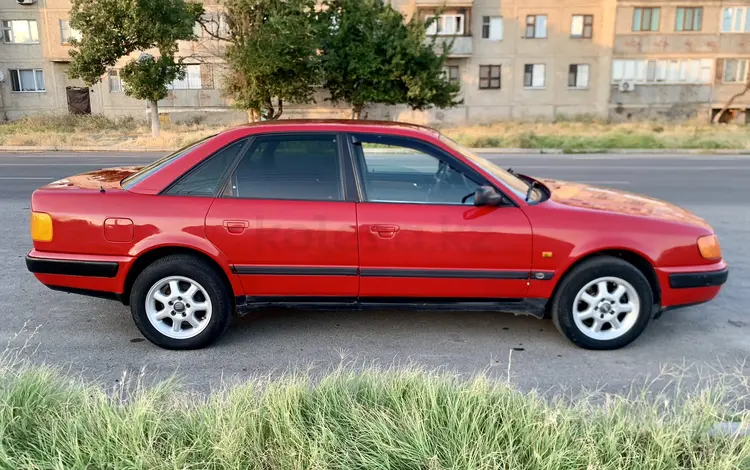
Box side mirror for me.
[474,185,505,206]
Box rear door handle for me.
[223,220,249,234]
[370,224,400,239]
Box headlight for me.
[30,212,53,242]
[697,234,721,260]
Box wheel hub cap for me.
[173,301,186,312]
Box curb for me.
[1,145,749,155]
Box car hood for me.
[43,166,144,190]
[538,177,710,228]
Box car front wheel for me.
[551,256,654,350]
[130,255,232,350]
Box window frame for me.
[167,64,202,90]
[346,133,509,207]
[482,15,503,40]
[675,7,702,32]
[2,19,39,44]
[632,7,660,32]
[612,58,713,84]
[571,14,593,38]
[523,64,546,89]
[59,19,82,44]
[478,65,501,90]
[721,7,750,33]
[9,68,45,92]
[723,59,749,84]
[443,65,460,85]
[525,14,547,39]
[219,132,351,203]
[108,69,123,93]
[426,13,465,36]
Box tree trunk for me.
[150,101,160,137]
[247,108,260,123]
[713,79,750,124]
[352,104,364,120]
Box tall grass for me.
[0,352,748,469]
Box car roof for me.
[223,119,442,139]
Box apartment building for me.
[0,0,746,124]
[611,1,750,121]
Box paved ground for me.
[0,151,748,394]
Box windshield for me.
[439,134,540,202]
[121,135,214,189]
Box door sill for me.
[235,296,548,318]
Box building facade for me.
[0,0,747,125]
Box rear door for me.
[204,133,359,298]
[349,133,533,300]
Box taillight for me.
[30,212,53,242]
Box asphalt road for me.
[0,151,748,394]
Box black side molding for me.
[231,266,358,276]
[669,268,728,289]
[359,268,530,280]
[26,256,119,278]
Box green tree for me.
[216,0,322,121]
[68,0,203,136]
[321,0,459,119]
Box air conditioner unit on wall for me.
[618,81,636,93]
[16,0,35,5]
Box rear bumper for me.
[26,256,119,278]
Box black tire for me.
[129,255,232,350]
[551,256,654,350]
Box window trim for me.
[482,15,503,40]
[167,64,203,90]
[9,68,46,93]
[721,7,750,33]
[675,6,702,32]
[426,13,465,36]
[345,133,513,207]
[443,65,460,85]
[523,64,546,89]
[59,19,82,45]
[478,65,501,90]
[722,59,749,84]
[217,132,350,203]
[1,19,39,44]
[525,14,547,39]
[568,64,590,89]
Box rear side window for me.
[224,134,343,201]
[165,139,247,196]
[121,135,214,190]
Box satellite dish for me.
[0,71,5,83]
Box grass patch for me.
[0,356,748,469]
[0,114,750,150]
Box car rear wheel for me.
[130,255,232,350]
[551,256,654,350]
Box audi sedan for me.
[26,120,728,350]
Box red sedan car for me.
[26,120,728,350]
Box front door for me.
[66,86,91,115]
[349,133,533,300]
[205,133,359,298]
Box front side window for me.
[9,69,45,92]
[166,139,247,196]
[571,15,593,38]
[524,64,546,88]
[525,15,547,38]
[479,65,501,89]
[568,64,590,88]
[351,135,480,205]
[632,7,660,32]
[2,20,39,44]
[675,7,702,32]
[226,134,343,201]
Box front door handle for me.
[223,220,249,234]
[370,224,400,239]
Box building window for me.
[443,66,460,85]
[426,14,465,36]
[612,59,712,84]
[1,20,39,44]
[108,69,123,92]
[722,7,750,33]
[571,15,593,38]
[525,15,547,38]
[168,64,202,90]
[632,7,660,32]
[9,69,45,92]
[675,7,702,32]
[482,16,503,40]
[723,59,749,83]
[60,20,82,44]
[478,65,500,89]
[568,64,590,89]
[524,64,546,88]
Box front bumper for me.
[656,262,728,312]
[668,267,729,289]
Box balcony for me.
[430,35,473,57]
